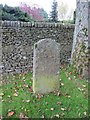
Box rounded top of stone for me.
[34,38,60,50]
[37,38,56,44]
[35,38,60,47]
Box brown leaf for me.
[57,102,62,105]
[28,86,33,92]
[19,113,24,118]
[8,111,14,117]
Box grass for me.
[0,65,89,119]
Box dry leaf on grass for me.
[41,115,44,118]
[8,111,14,117]
[0,93,4,96]
[55,114,60,118]
[26,100,30,103]
[61,83,64,86]
[83,112,87,116]
[57,102,62,105]
[50,108,54,111]
[19,113,24,118]
[13,93,18,96]
[61,108,66,111]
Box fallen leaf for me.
[59,79,62,81]
[83,112,87,116]
[24,116,28,118]
[82,85,86,88]
[13,93,18,96]
[57,91,61,96]
[28,86,33,92]
[41,115,44,118]
[26,100,30,103]
[22,76,26,80]
[57,102,62,105]
[23,84,28,88]
[50,108,54,111]
[8,111,14,117]
[55,114,59,118]
[68,96,71,98]
[7,95,11,98]
[19,113,24,118]
[61,108,66,111]
[78,88,84,92]
[0,93,4,96]
[61,83,64,86]
[36,94,43,100]
[61,113,65,116]
[68,77,71,80]
[74,76,76,78]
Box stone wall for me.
[0,21,74,74]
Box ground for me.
[0,65,89,119]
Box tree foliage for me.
[58,2,68,20]
[50,0,58,22]
[0,4,48,22]
[20,3,48,21]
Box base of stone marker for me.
[33,74,60,94]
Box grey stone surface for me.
[71,0,88,57]
[33,39,60,94]
[71,0,89,79]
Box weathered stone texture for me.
[33,39,60,94]
[0,21,74,74]
[71,0,89,79]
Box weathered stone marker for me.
[33,39,60,94]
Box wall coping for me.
[0,21,75,28]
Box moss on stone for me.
[82,28,88,37]
[34,43,37,49]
